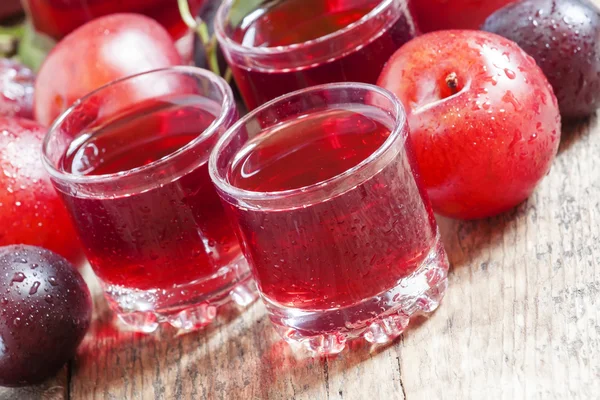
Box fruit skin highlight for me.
[0,117,83,263]
[378,30,561,220]
[0,60,35,120]
[34,13,182,126]
[0,245,92,387]
[483,0,600,119]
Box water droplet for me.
[10,272,25,284]
[504,68,516,80]
[13,317,21,326]
[30,263,38,269]
[19,258,27,264]
[48,277,58,286]
[45,295,53,304]
[502,90,522,111]
[29,281,40,295]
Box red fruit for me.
[413,0,514,32]
[482,0,600,118]
[0,117,83,263]
[34,13,182,126]
[0,59,35,120]
[377,30,561,219]
[0,245,91,387]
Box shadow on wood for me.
[558,113,596,155]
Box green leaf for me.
[229,0,263,28]
[18,22,55,71]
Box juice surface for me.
[229,108,390,192]
[232,0,380,47]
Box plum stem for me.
[0,24,24,59]
[177,0,231,81]
[445,72,459,94]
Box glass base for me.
[102,255,257,333]
[265,236,449,355]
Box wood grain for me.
[0,369,67,400]
[63,115,600,400]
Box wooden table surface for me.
[4,19,600,400]
[1,114,597,400]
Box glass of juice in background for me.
[210,83,449,355]
[1,0,22,19]
[21,0,203,58]
[21,0,202,40]
[42,67,256,333]
[215,0,418,110]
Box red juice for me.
[58,96,241,294]
[224,107,438,309]
[217,0,418,110]
[23,0,202,40]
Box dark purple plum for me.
[0,59,35,120]
[482,0,600,118]
[0,245,92,387]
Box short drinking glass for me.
[22,0,202,41]
[215,0,418,110]
[209,83,450,355]
[43,66,256,333]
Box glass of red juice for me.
[22,0,202,40]
[22,0,202,59]
[214,0,418,110]
[42,67,256,333]
[209,83,450,355]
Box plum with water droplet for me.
[34,13,182,126]
[0,117,83,263]
[0,245,92,387]
[482,0,600,118]
[0,59,35,120]
[378,30,561,219]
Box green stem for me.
[0,25,25,38]
[177,0,223,76]
[0,24,25,58]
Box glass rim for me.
[208,82,407,202]
[214,0,395,57]
[42,66,235,185]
